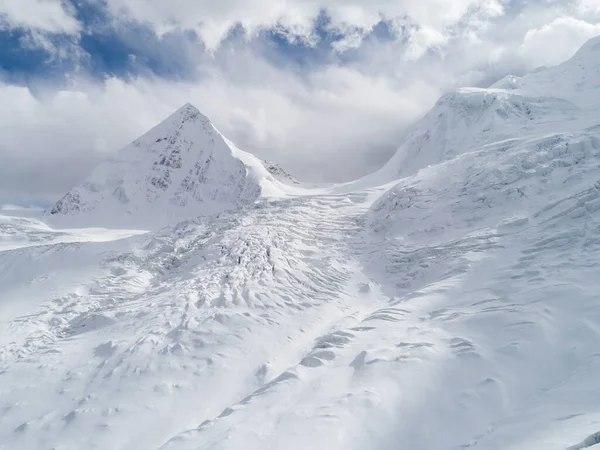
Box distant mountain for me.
[47,103,288,228]
[374,35,600,182]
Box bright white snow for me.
[2,36,600,450]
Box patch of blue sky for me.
[1,2,406,86]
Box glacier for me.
[2,36,600,450]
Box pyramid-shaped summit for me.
[48,103,281,228]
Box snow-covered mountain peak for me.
[148,102,207,134]
[179,102,201,113]
[370,35,600,182]
[47,103,284,229]
[372,87,544,180]
[492,35,600,98]
[127,102,212,152]
[172,101,203,120]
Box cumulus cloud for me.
[578,0,600,16]
[0,0,599,205]
[0,80,144,204]
[519,17,600,67]
[0,0,80,34]
[105,0,504,52]
[0,63,438,203]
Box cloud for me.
[518,16,600,67]
[105,0,505,52]
[0,0,599,206]
[0,0,83,78]
[578,0,600,17]
[0,204,43,212]
[0,61,438,204]
[0,0,80,34]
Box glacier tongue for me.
[47,103,283,229]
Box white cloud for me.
[0,0,80,34]
[1,0,600,205]
[0,204,43,211]
[105,0,505,52]
[0,64,440,203]
[577,0,600,17]
[519,16,600,67]
[0,79,158,204]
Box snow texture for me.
[2,36,600,450]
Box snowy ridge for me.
[492,35,600,98]
[263,160,300,184]
[372,35,600,183]
[47,103,285,229]
[363,127,600,448]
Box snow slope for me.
[0,213,145,252]
[368,35,600,184]
[2,37,600,450]
[366,131,600,449]
[46,104,288,229]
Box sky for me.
[0,0,599,206]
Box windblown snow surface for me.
[3,37,600,450]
